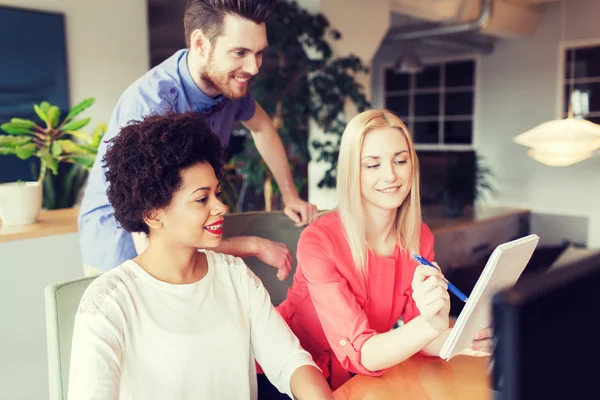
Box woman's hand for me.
[411,264,450,332]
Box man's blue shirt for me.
[78,49,256,271]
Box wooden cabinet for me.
[424,206,530,272]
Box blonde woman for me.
[276,109,492,389]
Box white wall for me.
[298,0,391,210]
[477,0,600,247]
[371,1,600,248]
[1,234,84,400]
[0,0,150,124]
[0,1,149,399]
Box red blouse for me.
[277,211,435,389]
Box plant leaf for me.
[39,149,59,175]
[47,106,61,128]
[91,122,107,148]
[0,122,33,135]
[0,135,31,147]
[67,130,93,144]
[65,98,95,123]
[94,122,107,137]
[34,104,50,126]
[40,101,51,113]
[0,146,17,155]
[51,141,63,156]
[58,139,93,154]
[62,117,91,132]
[9,118,36,129]
[66,153,97,170]
[15,143,37,160]
[42,172,56,210]
[80,144,99,153]
[95,121,108,135]
[58,164,88,208]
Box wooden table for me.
[333,354,491,400]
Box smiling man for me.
[79,0,317,275]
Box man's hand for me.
[470,327,493,354]
[455,327,493,357]
[255,237,293,281]
[411,264,450,333]
[283,196,318,227]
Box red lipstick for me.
[204,219,224,236]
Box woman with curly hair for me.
[67,112,333,400]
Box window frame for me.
[381,54,481,151]
[557,39,600,121]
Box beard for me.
[200,56,252,100]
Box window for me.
[384,59,476,147]
[563,43,600,125]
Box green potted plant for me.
[228,0,370,211]
[442,154,496,218]
[0,98,104,224]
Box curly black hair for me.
[103,111,225,234]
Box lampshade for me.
[394,45,424,74]
[514,118,600,166]
[527,148,594,167]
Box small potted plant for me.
[442,154,496,218]
[0,98,104,225]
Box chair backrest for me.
[223,211,306,305]
[44,276,97,400]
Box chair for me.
[44,276,97,400]
[223,211,306,306]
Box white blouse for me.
[68,250,316,399]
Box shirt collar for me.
[177,49,227,114]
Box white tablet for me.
[440,234,540,360]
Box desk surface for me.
[333,354,491,400]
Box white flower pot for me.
[0,181,43,225]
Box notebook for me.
[440,234,540,361]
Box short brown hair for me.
[184,0,276,47]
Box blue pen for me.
[412,254,469,303]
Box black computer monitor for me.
[492,255,600,400]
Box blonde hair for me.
[336,109,422,273]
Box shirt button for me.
[339,339,347,347]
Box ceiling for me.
[388,0,546,39]
[146,0,564,66]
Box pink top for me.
[277,211,436,389]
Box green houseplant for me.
[228,0,370,211]
[0,98,105,224]
[442,154,496,218]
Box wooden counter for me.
[0,207,78,243]
[424,206,529,236]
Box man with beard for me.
[79,0,317,276]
